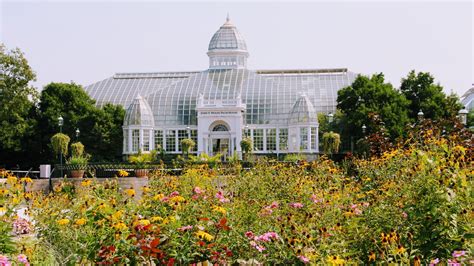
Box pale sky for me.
[1,0,473,96]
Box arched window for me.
[213,124,228,132]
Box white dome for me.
[289,94,318,124]
[208,16,247,51]
[123,94,154,127]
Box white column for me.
[307,126,311,152]
[128,129,133,154]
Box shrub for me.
[50,133,70,156]
[70,142,84,157]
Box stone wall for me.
[1,177,150,198]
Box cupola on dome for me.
[123,94,154,127]
[207,15,249,69]
[208,15,247,51]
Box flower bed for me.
[0,136,472,265]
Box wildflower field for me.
[1,135,473,265]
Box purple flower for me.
[448,259,460,266]
[0,255,11,266]
[310,194,322,203]
[17,254,29,266]
[452,250,465,258]
[177,225,193,232]
[289,202,304,208]
[245,231,255,239]
[298,255,310,264]
[429,258,440,266]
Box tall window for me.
[166,130,176,152]
[124,130,129,153]
[279,128,288,151]
[132,129,140,153]
[300,128,308,150]
[254,129,264,151]
[143,130,150,151]
[154,130,163,151]
[191,130,198,152]
[177,130,187,152]
[311,127,318,150]
[266,128,276,151]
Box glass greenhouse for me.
[84,16,357,158]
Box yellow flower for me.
[114,222,127,230]
[0,206,7,215]
[75,218,87,226]
[112,210,124,220]
[138,219,150,226]
[97,202,108,210]
[20,177,32,183]
[57,218,70,225]
[212,206,227,215]
[327,256,345,265]
[7,175,17,185]
[169,196,185,203]
[0,188,8,196]
[151,216,163,222]
[153,193,165,201]
[81,180,92,187]
[142,186,151,194]
[125,188,136,197]
[117,170,129,177]
[368,252,376,262]
[196,230,214,241]
[397,245,406,254]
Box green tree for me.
[467,108,474,128]
[0,44,40,168]
[337,73,410,143]
[39,82,125,162]
[400,70,462,121]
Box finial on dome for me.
[226,13,230,22]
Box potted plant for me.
[67,142,89,178]
[128,152,153,178]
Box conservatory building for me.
[84,16,357,158]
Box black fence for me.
[52,163,183,178]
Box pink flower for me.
[261,207,273,216]
[160,196,170,202]
[353,208,362,215]
[169,191,180,197]
[429,258,440,266]
[298,255,310,264]
[17,254,29,266]
[245,231,255,239]
[448,259,460,266]
[177,225,193,232]
[0,255,11,266]
[249,240,265,252]
[270,201,279,208]
[350,204,358,209]
[452,250,465,258]
[193,187,203,194]
[310,195,322,203]
[215,191,230,203]
[402,212,408,218]
[289,202,304,208]
[362,202,370,207]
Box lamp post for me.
[417,110,424,121]
[75,128,80,140]
[458,107,468,126]
[58,116,64,178]
[327,112,334,124]
[362,124,367,135]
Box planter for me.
[134,169,149,178]
[69,170,85,178]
